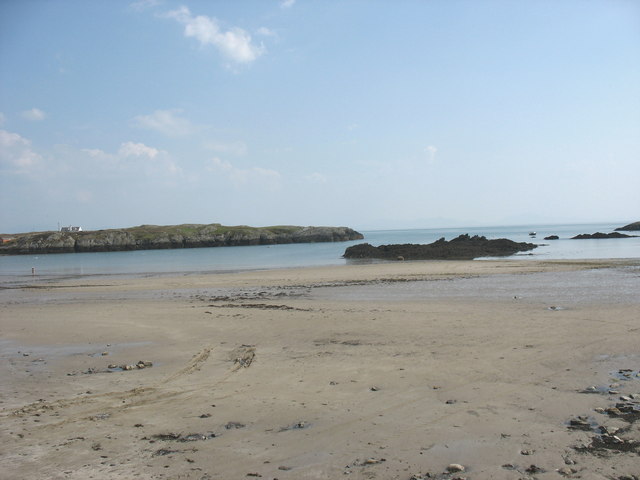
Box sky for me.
[1,0,639,233]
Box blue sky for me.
[1,0,639,233]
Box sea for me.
[0,222,638,281]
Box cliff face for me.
[0,224,364,255]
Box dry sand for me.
[1,259,639,479]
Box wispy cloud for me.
[424,145,437,164]
[81,141,178,177]
[207,157,281,190]
[0,112,6,126]
[305,172,327,183]
[280,0,296,8]
[131,109,197,137]
[165,6,265,65]
[21,108,46,121]
[129,0,161,11]
[256,27,276,38]
[0,129,42,173]
[205,140,247,156]
[119,141,162,158]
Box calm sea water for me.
[0,223,638,280]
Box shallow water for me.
[0,222,637,281]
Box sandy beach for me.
[1,259,639,479]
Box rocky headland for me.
[615,221,640,231]
[571,232,637,240]
[0,224,364,255]
[343,234,537,260]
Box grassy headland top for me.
[0,224,364,255]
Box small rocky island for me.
[571,232,637,239]
[615,221,640,232]
[0,224,364,255]
[343,234,537,260]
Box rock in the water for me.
[343,234,537,260]
[571,232,636,239]
[544,235,559,240]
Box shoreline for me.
[2,259,639,478]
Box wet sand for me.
[1,259,639,479]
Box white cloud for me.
[0,129,42,172]
[82,148,108,158]
[207,157,281,189]
[205,140,247,156]
[79,142,179,177]
[130,0,161,11]
[208,157,233,172]
[424,145,437,163]
[256,27,276,37]
[165,6,265,64]
[306,172,327,183]
[21,108,46,121]
[119,141,161,158]
[280,0,296,8]
[132,109,196,137]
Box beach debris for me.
[525,464,545,474]
[230,345,256,368]
[199,413,212,418]
[153,448,179,456]
[557,466,578,476]
[445,399,457,405]
[344,457,387,471]
[567,416,593,431]
[520,449,534,455]
[89,413,110,421]
[279,421,310,432]
[152,432,216,442]
[224,421,245,429]
[278,466,292,471]
[446,463,465,473]
[370,386,380,391]
[246,473,262,477]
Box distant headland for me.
[615,221,640,232]
[0,224,364,255]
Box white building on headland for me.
[60,226,82,232]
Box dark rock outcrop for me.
[0,224,364,255]
[571,232,637,239]
[343,234,537,261]
[544,235,559,240]
[615,221,640,232]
